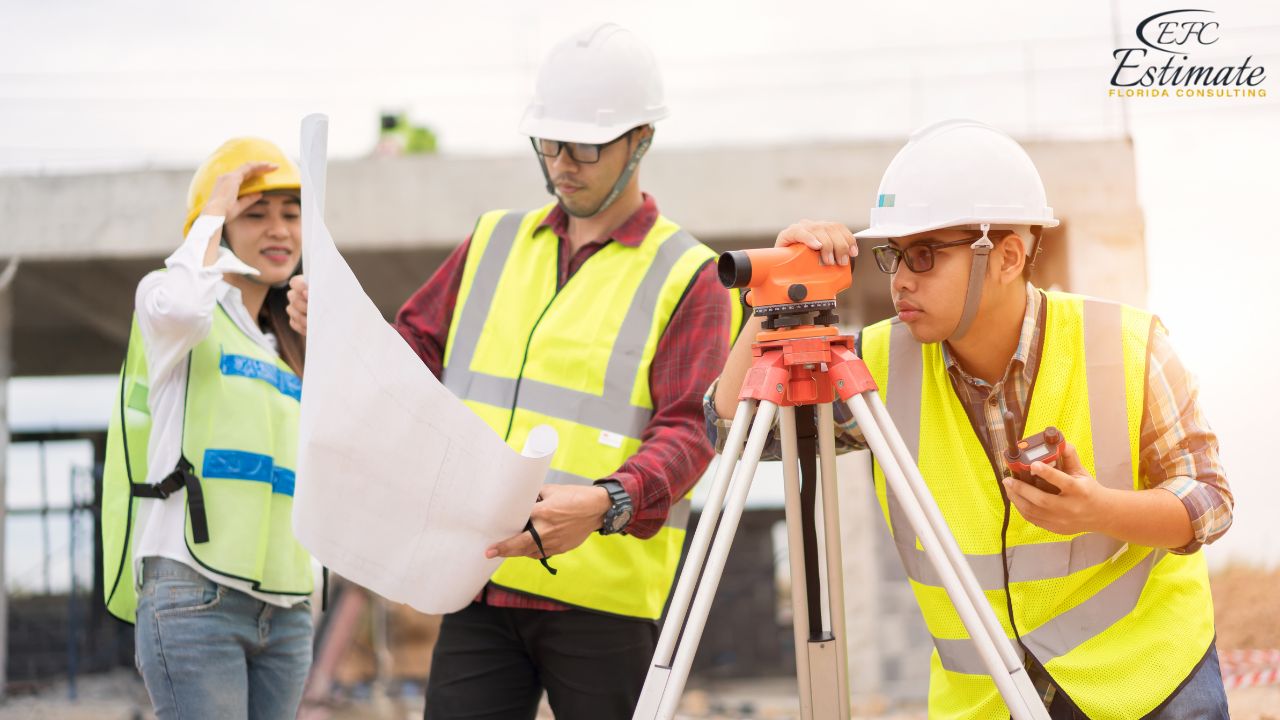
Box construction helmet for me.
[519,23,668,144]
[519,23,666,218]
[184,137,301,235]
[855,120,1059,340]
[854,119,1058,244]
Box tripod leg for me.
[779,406,822,720]
[844,394,1049,720]
[862,391,1025,667]
[787,404,852,719]
[861,389,1048,715]
[634,401,780,720]
[816,403,852,719]
[648,400,756,668]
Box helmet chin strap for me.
[536,130,653,219]
[949,223,993,341]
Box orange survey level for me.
[718,244,852,311]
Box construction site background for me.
[3,3,1277,717]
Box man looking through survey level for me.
[706,119,1232,718]
[287,22,740,719]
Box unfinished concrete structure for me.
[0,137,1146,705]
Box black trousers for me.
[423,601,659,720]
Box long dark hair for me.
[260,284,305,377]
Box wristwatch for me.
[597,480,634,535]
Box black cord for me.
[524,519,557,575]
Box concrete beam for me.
[0,259,14,696]
[1,138,1144,261]
[1,139,1147,377]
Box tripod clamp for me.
[739,326,877,408]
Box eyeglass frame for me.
[872,229,1014,274]
[529,129,635,165]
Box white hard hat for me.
[519,23,668,144]
[854,119,1059,245]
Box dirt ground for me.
[1213,565,1280,651]
[2,567,1278,719]
[1208,565,1280,720]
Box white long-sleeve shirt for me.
[132,215,302,607]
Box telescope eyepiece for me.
[718,251,753,289]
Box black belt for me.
[130,455,210,544]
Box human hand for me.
[286,275,308,336]
[775,220,859,266]
[485,484,612,560]
[1003,441,1114,536]
[202,161,277,221]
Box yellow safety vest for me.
[860,291,1214,719]
[443,203,741,619]
[102,304,313,623]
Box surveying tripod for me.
[633,306,1051,720]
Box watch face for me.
[608,507,633,533]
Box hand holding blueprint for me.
[291,114,556,614]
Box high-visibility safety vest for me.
[860,291,1215,719]
[443,204,741,620]
[102,303,313,623]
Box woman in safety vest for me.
[101,137,316,719]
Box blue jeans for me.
[1048,642,1230,719]
[1150,643,1231,719]
[135,557,314,720]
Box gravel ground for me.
[3,567,1278,719]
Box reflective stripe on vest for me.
[442,204,732,619]
[862,291,1215,719]
[882,300,1133,594]
[202,448,297,496]
[444,212,710,443]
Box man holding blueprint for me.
[289,23,738,720]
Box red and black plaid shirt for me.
[395,194,732,611]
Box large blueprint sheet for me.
[291,115,555,614]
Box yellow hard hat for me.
[184,137,302,234]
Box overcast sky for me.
[4,0,1280,568]
[0,0,1143,171]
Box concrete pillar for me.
[0,259,15,696]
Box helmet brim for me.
[518,108,666,144]
[854,216,1060,240]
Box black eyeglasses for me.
[872,231,1010,274]
[530,131,630,164]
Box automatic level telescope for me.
[718,245,854,329]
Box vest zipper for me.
[503,294,560,442]
[502,238,591,442]
[987,294,1062,709]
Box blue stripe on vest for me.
[219,352,302,401]
[202,449,296,497]
[271,467,296,497]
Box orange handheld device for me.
[718,244,853,329]
[1002,411,1063,495]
